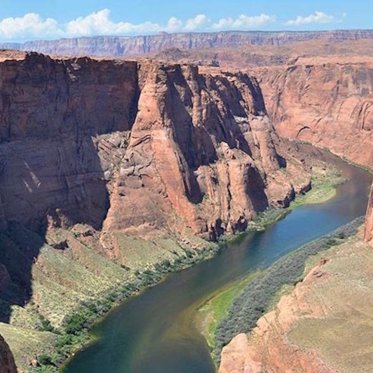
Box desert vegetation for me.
[29,244,222,372]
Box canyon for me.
[0,32,372,372]
[0,52,309,244]
[0,50,312,371]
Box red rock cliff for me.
[0,52,309,242]
[256,58,373,167]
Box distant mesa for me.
[1,30,373,57]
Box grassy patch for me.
[197,272,259,349]
[0,322,56,371]
[290,165,345,209]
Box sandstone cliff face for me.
[0,335,17,373]
[365,184,373,245]
[2,30,373,57]
[0,52,308,244]
[0,53,139,232]
[103,63,310,241]
[256,59,373,167]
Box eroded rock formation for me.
[256,58,373,167]
[0,52,309,243]
[0,335,17,373]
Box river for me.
[64,148,372,373]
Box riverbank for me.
[219,224,373,373]
[2,242,223,373]
[211,217,364,363]
[59,151,372,373]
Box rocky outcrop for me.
[0,52,309,244]
[0,335,17,373]
[255,59,373,167]
[365,184,373,245]
[1,30,373,57]
[219,238,373,373]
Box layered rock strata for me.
[256,59,373,167]
[0,52,309,243]
[2,30,373,57]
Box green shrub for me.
[64,312,88,335]
[37,315,55,332]
[37,354,55,366]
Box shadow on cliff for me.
[0,136,110,323]
[0,52,141,323]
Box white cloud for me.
[286,11,334,26]
[0,10,277,41]
[66,9,163,36]
[167,17,183,32]
[212,14,275,30]
[0,13,62,40]
[66,11,209,36]
[184,14,209,31]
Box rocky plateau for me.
[1,30,373,57]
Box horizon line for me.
[1,28,373,45]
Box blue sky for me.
[0,0,371,42]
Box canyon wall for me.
[0,334,17,373]
[0,52,309,243]
[1,30,373,57]
[255,58,373,168]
